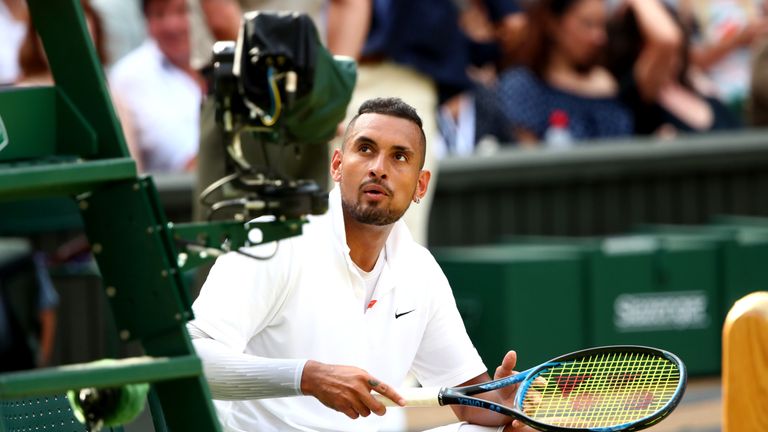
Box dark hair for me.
[19,0,107,80]
[356,97,423,128]
[516,0,585,78]
[344,97,427,167]
[605,3,693,89]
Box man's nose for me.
[368,154,388,178]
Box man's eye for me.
[395,153,407,161]
[359,144,372,152]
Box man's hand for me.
[300,360,405,419]
[493,351,535,431]
[451,350,524,427]
[495,351,547,432]
[494,350,519,402]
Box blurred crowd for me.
[5,0,768,248]
[3,0,768,169]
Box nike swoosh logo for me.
[395,309,415,319]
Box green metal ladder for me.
[0,1,222,430]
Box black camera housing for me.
[206,11,352,221]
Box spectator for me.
[435,0,520,158]
[17,0,109,84]
[109,0,205,173]
[686,0,768,119]
[0,239,58,371]
[743,0,768,127]
[606,0,741,136]
[16,0,142,169]
[496,0,634,147]
[747,34,768,126]
[0,0,27,85]
[436,85,512,158]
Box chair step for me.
[0,157,136,201]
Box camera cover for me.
[236,11,356,145]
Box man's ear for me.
[414,169,431,202]
[330,148,343,182]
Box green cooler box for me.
[587,235,720,375]
[433,244,587,371]
[635,223,768,323]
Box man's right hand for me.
[300,360,405,419]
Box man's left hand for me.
[493,350,519,403]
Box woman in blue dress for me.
[604,0,741,136]
[496,0,634,147]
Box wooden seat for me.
[722,291,768,432]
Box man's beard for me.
[341,197,405,226]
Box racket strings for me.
[521,352,680,428]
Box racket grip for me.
[373,387,442,408]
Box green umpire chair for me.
[0,0,220,430]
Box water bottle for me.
[544,109,573,149]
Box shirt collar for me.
[327,185,415,286]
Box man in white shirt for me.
[0,0,27,85]
[188,98,531,432]
[109,0,203,173]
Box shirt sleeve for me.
[190,241,294,353]
[189,327,307,400]
[410,260,486,388]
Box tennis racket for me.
[376,345,686,432]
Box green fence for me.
[429,130,768,246]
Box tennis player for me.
[188,97,533,432]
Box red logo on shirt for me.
[367,300,377,309]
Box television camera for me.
[201,11,356,222]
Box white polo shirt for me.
[108,39,201,173]
[190,187,485,432]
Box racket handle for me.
[373,387,442,408]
